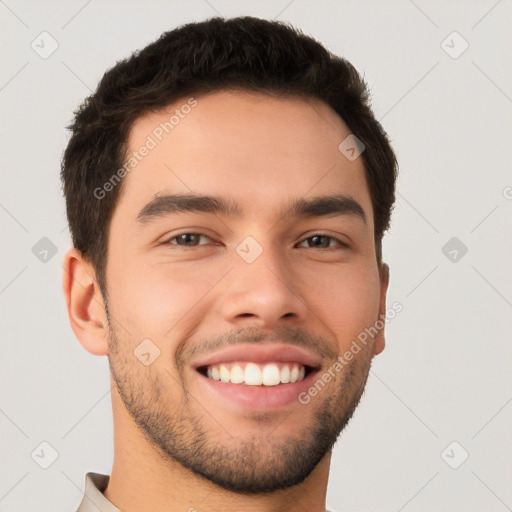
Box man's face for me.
[104,90,388,493]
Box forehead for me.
[115,90,373,225]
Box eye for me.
[297,234,348,249]
[163,232,348,250]
[166,233,213,247]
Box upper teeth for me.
[206,362,306,386]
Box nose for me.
[220,243,310,329]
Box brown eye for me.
[168,233,211,246]
[298,235,347,249]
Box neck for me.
[104,391,331,512]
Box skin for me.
[62,90,389,512]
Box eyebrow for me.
[136,193,367,225]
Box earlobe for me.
[62,248,109,356]
[373,262,390,357]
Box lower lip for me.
[195,369,320,411]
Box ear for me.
[62,248,109,356]
[373,262,389,357]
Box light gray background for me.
[1,1,511,511]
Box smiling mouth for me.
[196,361,317,386]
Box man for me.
[61,15,397,512]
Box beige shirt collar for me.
[76,472,120,512]
[76,471,333,511]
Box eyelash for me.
[164,232,349,250]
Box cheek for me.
[301,263,381,350]
[109,258,223,337]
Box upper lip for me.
[192,344,323,370]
